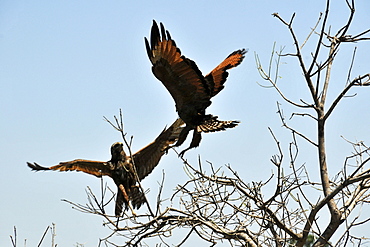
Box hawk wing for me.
[27,159,114,178]
[145,20,211,111]
[205,49,247,97]
[132,118,184,181]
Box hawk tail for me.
[130,186,147,210]
[197,116,240,133]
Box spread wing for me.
[132,118,184,180]
[205,49,247,97]
[145,20,211,111]
[27,159,114,178]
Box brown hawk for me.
[27,118,184,217]
[145,20,246,156]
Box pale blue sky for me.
[1,0,370,246]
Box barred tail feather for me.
[197,117,240,133]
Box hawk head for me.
[110,142,126,162]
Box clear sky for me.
[1,0,370,246]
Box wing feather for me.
[133,118,184,180]
[27,160,113,178]
[205,49,247,97]
[145,20,211,111]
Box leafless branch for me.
[255,51,314,109]
[276,102,318,147]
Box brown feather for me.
[49,160,113,177]
[133,118,184,180]
[145,20,210,115]
[27,160,112,177]
[205,49,247,97]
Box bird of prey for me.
[145,20,246,156]
[27,118,184,217]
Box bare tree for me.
[64,0,370,246]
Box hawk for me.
[145,20,246,156]
[27,118,184,217]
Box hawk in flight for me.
[28,118,184,217]
[145,20,246,156]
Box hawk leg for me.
[179,130,202,157]
[118,184,136,217]
[173,125,192,148]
